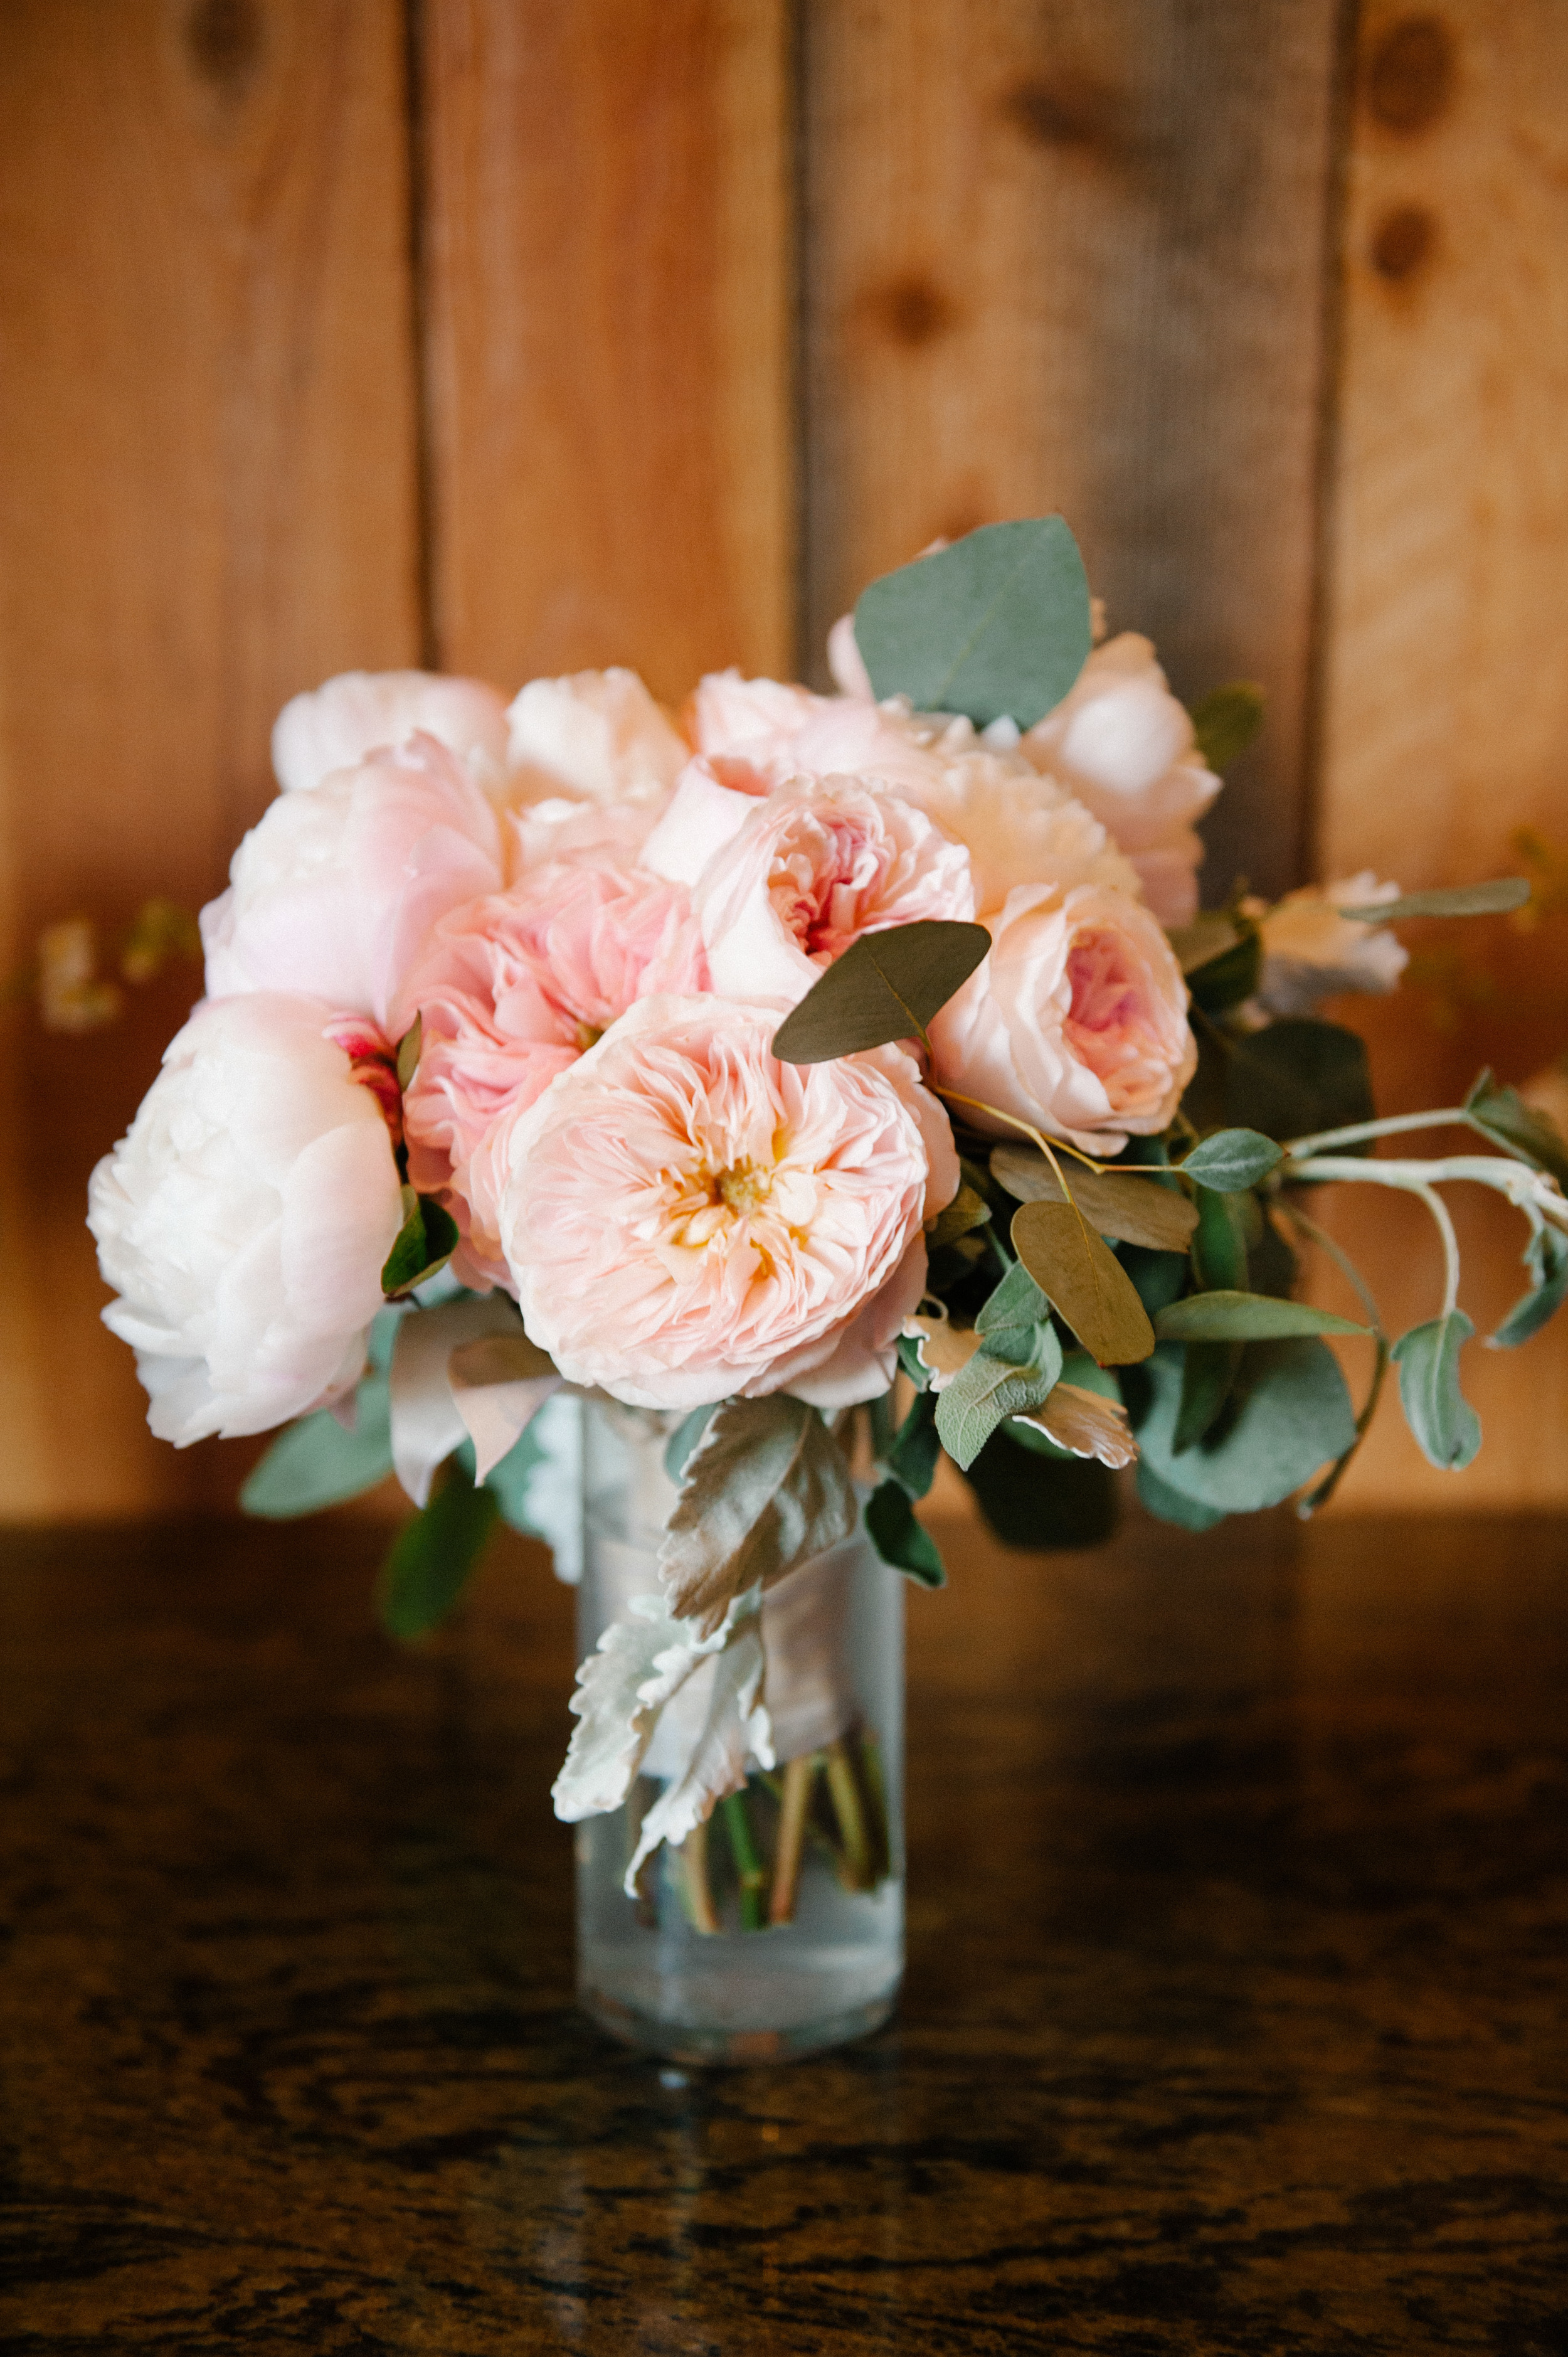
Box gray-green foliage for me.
[1391,1311,1481,1471]
[378,1469,500,1641]
[1491,1226,1568,1348]
[770,920,990,1065]
[1181,1129,1283,1191]
[853,517,1093,729]
[1130,1339,1356,1514]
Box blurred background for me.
[1,0,1564,1523]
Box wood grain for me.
[801,0,1350,899]
[1309,2,1568,1508]
[0,0,421,1514]
[418,0,793,700]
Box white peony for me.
[272,669,510,795]
[88,994,406,1445]
[1022,634,1221,924]
[201,733,504,1034]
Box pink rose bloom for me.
[272,669,510,795]
[929,881,1196,1151]
[398,865,709,1280]
[495,994,959,1411]
[1022,634,1221,923]
[506,666,687,806]
[87,993,405,1444]
[201,733,505,1035]
[647,771,975,1003]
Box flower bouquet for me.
[89,519,1568,2062]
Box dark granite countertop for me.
[2,1506,1565,2353]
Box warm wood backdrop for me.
[1,0,1563,1520]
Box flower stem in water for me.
[768,1752,820,1925]
[823,1738,874,1890]
[720,1790,768,1931]
[679,1819,720,1934]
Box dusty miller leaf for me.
[658,1396,857,1639]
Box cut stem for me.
[719,1790,768,1932]
[768,1753,820,1926]
[678,1820,720,1935]
[822,1738,874,1891]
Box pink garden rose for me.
[506,666,687,806]
[398,866,709,1280]
[1021,634,1221,924]
[272,669,510,795]
[87,994,405,1444]
[201,733,505,1035]
[495,994,959,1410]
[929,881,1196,1150]
[647,770,975,1002]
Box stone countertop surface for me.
[2,1506,1565,2354]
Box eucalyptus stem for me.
[1283,1107,1472,1157]
[768,1752,819,1926]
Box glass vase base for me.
[580,1980,898,2068]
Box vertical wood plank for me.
[420,0,793,700]
[0,0,421,1515]
[1310,1,1568,1507]
[802,0,1350,900]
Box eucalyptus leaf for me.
[241,1378,393,1518]
[963,1425,1118,1549]
[1136,1459,1227,1531]
[1338,878,1530,923]
[659,1396,856,1638]
[854,516,1093,728]
[1156,1290,1369,1343]
[381,1189,460,1298]
[1391,1311,1481,1470]
[990,1146,1197,1251]
[935,1329,1063,1471]
[1490,1226,1568,1349]
[378,1471,500,1641]
[1127,1339,1356,1513]
[1189,680,1265,773]
[1172,1341,1243,1454]
[864,1481,947,1587]
[1181,1129,1283,1191]
[1012,1201,1156,1365]
[1192,1186,1249,1294]
[1463,1070,1568,1192]
[1224,1018,1374,1142]
[771,920,990,1065]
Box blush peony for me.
[494,994,958,1411]
[201,733,505,1035]
[928,881,1196,1150]
[87,993,405,1444]
[396,865,709,1278]
[1021,634,1221,923]
[506,666,687,805]
[271,669,511,797]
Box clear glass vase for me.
[573,1400,904,2065]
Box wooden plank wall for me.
[0,0,1563,1519]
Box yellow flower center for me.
[715,1161,770,1214]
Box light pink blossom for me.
[1022,634,1221,923]
[398,866,709,1280]
[929,881,1195,1150]
[495,994,958,1411]
[272,669,510,795]
[506,666,687,806]
[200,734,505,1035]
[87,994,405,1444]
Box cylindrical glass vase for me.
[573,1402,904,2065]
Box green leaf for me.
[1136,1458,1227,1531]
[1463,1070,1568,1193]
[1391,1311,1481,1471]
[664,1405,716,1482]
[927,1180,992,1253]
[1166,916,1262,1016]
[1189,680,1265,772]
[1181,1129,1283,1191]
[381,1188,461,1297]
[886,1388,941,1498]
[482,1420,549,1535]
[963,1425,1118,1550]
[1337,878,1530,923]
[771,919,991,1065]
[1012,1201,1156,1365]
[395,1011,423,1091]
[991,1146,1198,1252]
[1126,1339,1357,1513]
[1224,1019,1375,1143]
[1120,1243,1190,1318]
[1155,1290,1370,1343]
[1490,1226,1568,1349]
[1169,912,1246,975]
[864,1481,946,1587]
[1192,1185,1249,1294]
[240,1377,393,1518]
[659,1395,857,1637]
[853,516,1093,729]
[974,1256,1054,1360]
[1172,1341,1243,1454]
[378,1471,500,1641]
[935,1329,1063,1471]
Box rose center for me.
[715,1161,770,1213]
